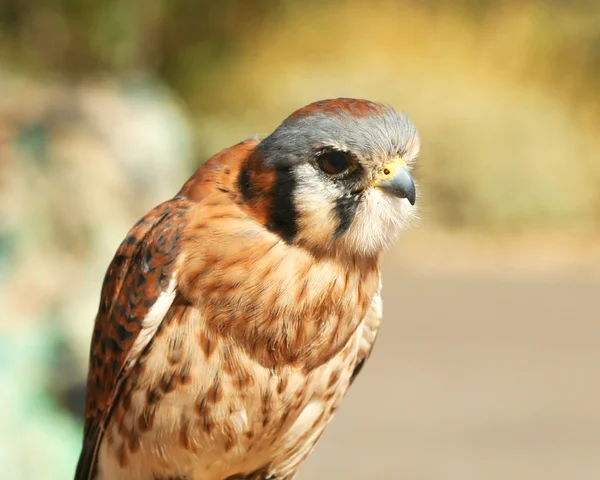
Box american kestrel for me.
[75,98,420,480]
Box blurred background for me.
[1,0,599,478]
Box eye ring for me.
[317,150,352,175]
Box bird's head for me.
[240,98,420,258]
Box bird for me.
[75,98,420,480]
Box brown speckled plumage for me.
[76,98,420,480]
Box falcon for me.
[75,98,420,480]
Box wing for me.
[75,198,190,480]
[350,273,383,384]
[75,138,259,480]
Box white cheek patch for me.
[291,164,417,256]
[341,188,417,256]
[292,164,340,246]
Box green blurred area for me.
[1,1,599,479]
[3,0,600,229]
[3,0,600,225]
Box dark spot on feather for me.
[195,395,207,416]
[168,336,183,364]
[297,278,309,302]
[179,360,192,384]
[107,358,119,376]
[160,370,177,394]
[224,437,235,452]
[143,298,155,308]
[104,338,121,354]
[142,250,153,272]
[202,413,214,434]
[234,368,253,390]
[147,388,162,404]
[328,369,341,389]
[106,427,115,446]
[117,442,128,467]
[179,413,192,450]
[128,429,140,453]
[138,404,157,431]
[115,323,134,342]
[113,302,126,317]
[159,270,170,285]
[277,376,288,395]
[199,331,215,359]
[114,254,127,266]
[206,376,223,404]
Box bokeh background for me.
[1,1,599,479]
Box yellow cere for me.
[373,157,406,186]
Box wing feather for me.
[75,198,189,480]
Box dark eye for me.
[317,150,351,175]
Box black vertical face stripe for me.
[333,193,360,239]
[238,167,253,201]
[268,169,297,243]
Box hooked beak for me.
[373,161,416,205]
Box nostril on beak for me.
[377,166,416,205]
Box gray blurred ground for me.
[300,268,600,480]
